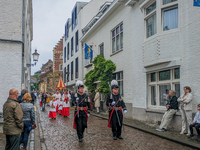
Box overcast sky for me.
[31,0,91,75]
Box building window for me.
[72,5,77,31]
[99,44,104,56]
[163,7,178,31]
[163,0,177,5]
[61,55,63,59]
[65,21,70,40]
[113,71,123,96]
[64,67,66,83]
[75,57,78,79]
[144,0,178,38]
[64,47,66,63]
[67,42,69,60]
[71,61,73,80]
[60,65,63,71]
[75,30,79,52]
[148,67,180,108]
[145,2,157,38]
[112,23,123,53]
[67,64,69,82]
[71,37,74,57]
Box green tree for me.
[84,55,116,97]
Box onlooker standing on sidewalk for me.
[41,92,47,111]
[17,89,28,103]
[156,90,178,131]
[88,91,94,111]
[94,89,100,113]
[31,91,36,105]
[19,93,35,150]
[188,104,200,141]
[3,89,23,150]
[178,86,193,135]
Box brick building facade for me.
[53,36,64,75]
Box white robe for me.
[63,93,70,108]
[58,99,63,110]
[49,100,57,112]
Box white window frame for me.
[111,23,123,54]
[143,0,179,40]
[99,43,104,56]
[147,67,180,109]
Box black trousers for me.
[42,102,46,111]
[190,123,200,136]
[75,110,87,139]
[110,110,123,137]
[5,134,20,150]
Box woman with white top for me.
[178,86,193,135]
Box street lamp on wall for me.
[27,49,40,67]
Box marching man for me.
[106,80,127,140]
[58,93,64,115]
[62,90,70,118]
[72,80,90,142]
[49,95,58,119]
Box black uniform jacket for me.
[72,93,90,110]
[106,93,126,110]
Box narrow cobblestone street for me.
[37,101,195,150]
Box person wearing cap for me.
[106,80,127,140]
[72,80,90,142]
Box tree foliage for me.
[84,55,116,97]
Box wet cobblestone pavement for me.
[37,101,195,150]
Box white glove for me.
[111,101,116,106]
[87,112,90,117]
[123,110,127,114]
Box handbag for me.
[20,105,36,130]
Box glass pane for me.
[146,14,157,38]
[174,68,180,79]
[163,0,177,5]
[117,72,120,80]
[116,35,120,51]
[112,38,116,53]
[120,32,123,49]
[113,74,116,79]
[116,27,120,34]
[146,2,156,15]
[151,73,156,82]
[175,84,180,98]
[120,72,123,79]
[120,24,123,31]
[121,81,123,96]
[112,30,115,37]
[151,86,156,105]
[163,7,178,31]
[159,85,171,106]
[159,70,171,81]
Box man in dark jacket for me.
[41,92,47,111]
[31,92,36,105]
[156,90,178,132]
[3,89,23,150]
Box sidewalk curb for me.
[90,112,200,149]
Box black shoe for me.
[195,136,200,141]
[118,136,123,139]
[113,136,117,140]
[79,139,83,142]
[188,135,194,139]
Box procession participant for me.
[62,90,70,118]
[40,92,42,106]
[72,80,90,142]
[55,91,61,112]
[58,93,64,115]
[106,80,127,140]
[46,93,51,106]
[49,95,57,119]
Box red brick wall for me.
[53,36,63,74]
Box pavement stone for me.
[37,100,196,150]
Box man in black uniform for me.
[72,80,90,142]
[106,80,127,140]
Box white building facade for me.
[63,0,110,92]
[0,0,33,111]
[80,0,200,130]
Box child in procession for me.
[49,95,57,119]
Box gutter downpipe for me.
[22,0,26,90]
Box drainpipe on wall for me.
[22,0,26,90]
